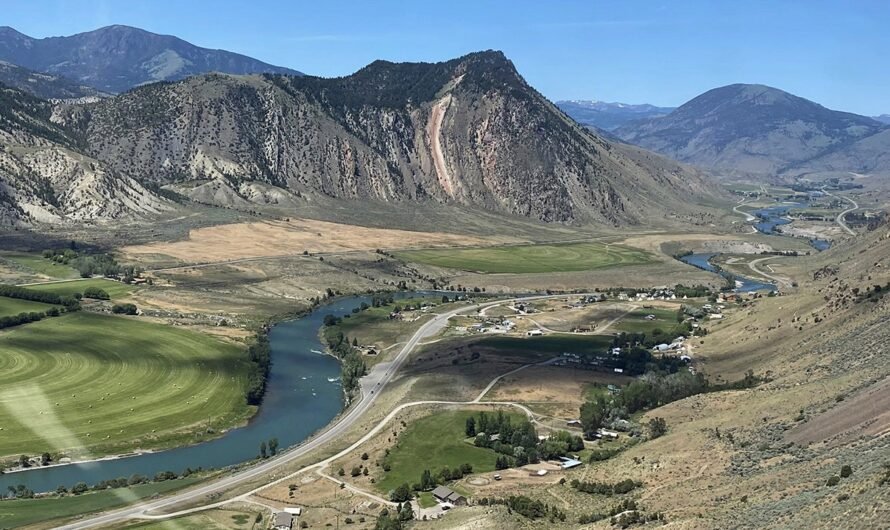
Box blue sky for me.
[3,0,888,115]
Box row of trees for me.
[570,478,641,495]
[322,316,367,397]
[0,284,76,306]
[580,369,764,438]
[476,496,567,522]
[0,308,61,330]
[245,334,272,405]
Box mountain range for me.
[0,49,718,226]
[0,60,105,100]
[556,100,674,131]
[613,84,890,176]
[0,25,301,94]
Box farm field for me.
[0,477,201,529]
[0,296,57,317]
[0,312,253,460]
[394,241,656,274]
[128,508,262,530]
[23,278,136,300]
[473,335,614,358]
[0,252,78,280]
[376,410,521,494]
[612,307,686,335]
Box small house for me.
[432,486,467,506]
[527,329,544,336]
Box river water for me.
[0,293,423,493]
[750,202,831,251]
[679,253,775,292]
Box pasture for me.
[0,296,57,317]
[0,312,252,460]
[0,478,200,529]
[394,241,655,274]
[376,410,521,493]
[612,307,685,336]
[0,252,78,279]
[23,278,136,300]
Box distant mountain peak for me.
[0,25,302,93]
[615,83,888,175]
[556,99,675,131]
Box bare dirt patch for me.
[785,376,890,447]
[123,218,512,263]
[486,365,630,419]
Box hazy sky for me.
[3,0,888,115]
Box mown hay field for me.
[0,312,253,460]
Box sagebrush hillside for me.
[54,51,721,225]
[616,83,889,176]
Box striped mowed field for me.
[394,241,655,274]
[0,312,253,460]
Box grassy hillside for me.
[0,312,253,460]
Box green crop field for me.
[473,335,614,358]
[394,242,655,274]
[612,307,685,335]
[377,409,522,494]
[0,478,200,528]
[24,278,136,300]
[0,252,78,279]
[0,296,57,317]
[0,312,253,460]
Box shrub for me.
[840,465,852,478]
[826,476,840,487]
[82,286,110,300]
[111,303,138,315]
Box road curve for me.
[56,292,591,529]
[748,257,791,288]
[822,188,858,236]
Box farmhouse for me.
[273,511,294,530]
[432,485,466,506]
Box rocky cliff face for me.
[56,51,717,225]
[0,84,168,225]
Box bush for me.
[82,286,110,300]
[111,303,138,315]
[826,476,840,487]
[840,465,852,478]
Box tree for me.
[259,441,267,459]
[71,482,89,495]
[351,466,362,477]
[647,417,668,439]
[399,501,415,521]
[18,455,30,468]
[268,437,279,456]
[580,395,608,439]
[420,469,435,490]
[41,452,52,466]
[465,416,476,437]
[390,482,411,502]
[840,465,853,478]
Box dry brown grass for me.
[123,218,517,263]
